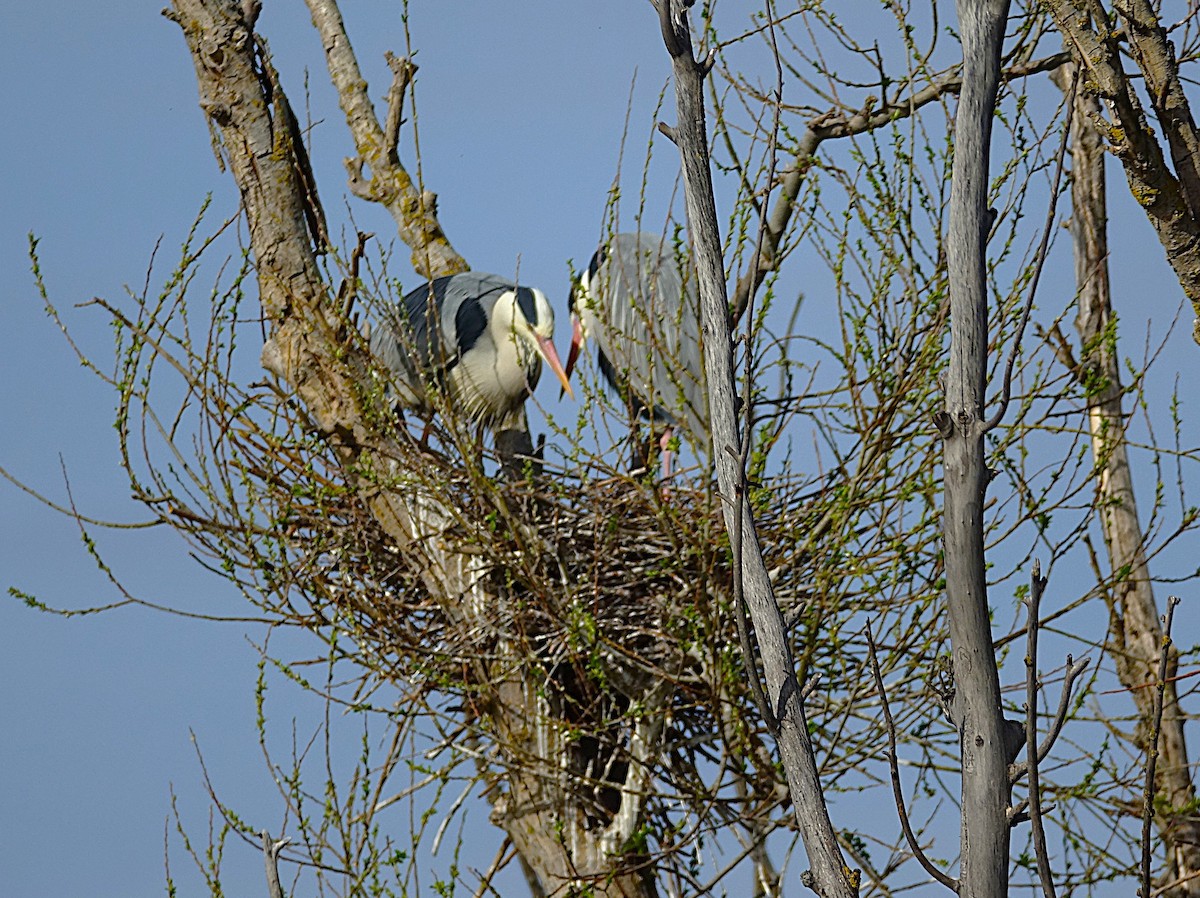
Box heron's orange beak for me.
[564,315,583,381]
[537,334,574,400]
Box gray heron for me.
[371,271,573,432]
[566,232,708,477]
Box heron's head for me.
[564,245,606,380]
[499,285,573,399]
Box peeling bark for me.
[1046,0,1200,343]
[1057,65,1200,897]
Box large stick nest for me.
[98,239,954,855]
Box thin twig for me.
[340,229,372,325]
[1151,866,1200,897]
[730,50,1071,322]
[865,621,958,892]
[1009,654,1090,782]
[984,71,1077,433]
[471,836,514,898]
[1023,560,1056,898]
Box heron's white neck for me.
[447,291,540,424]
[487,293,531,363]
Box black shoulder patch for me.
[587,246,606,282]
[455,296,487,353]
[513,286,539,327]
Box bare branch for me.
[382,51,417,159]
[261,830,290,898]
[1023,561,1057,898]
[866,622,958,892]
[652,2,856,894]
[337,230,372,329]
[1009,655,1091,782]
[303,0,466,279]
[1142,595,1183,898]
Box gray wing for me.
[371,272,513,408]
[594,233,709,447]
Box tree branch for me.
[1113,0,1200,217]
[1045,0,1200,343]
[1023,561,1056,898]
[1009,654,1090,783]
[865,622,958,892]
[729,50,1070,323]
[382,51,416,159]
[650,2,857,895]
[261,830,290,898]
[1142,595,1183,898]
[942,3,1017,896]
[303,0,466,279]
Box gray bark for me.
[1046,0,1200,344]
[1057,65,1200,897]
[942,2,1017,895]
[654,3,857,896]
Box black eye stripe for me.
[587,246,606,282]
[514,286,538,326]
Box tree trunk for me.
[169,4,663,895]
[654,3,857,896]
[1058,65,1200,898]
[942,2,1018,895]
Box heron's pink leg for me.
[659,426,677,499]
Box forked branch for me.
[1009,652,1090,784]
[303,0,466,279]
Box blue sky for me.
[3,3,1198,897]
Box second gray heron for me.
[566,232,708,477]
